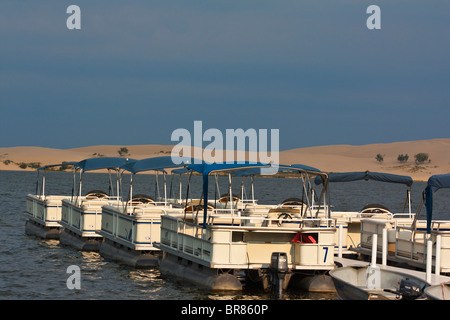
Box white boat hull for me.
[159,214,337,292]
[424,282,450,300]
[99,238,160,267]
[24,219,62,239]
[330,266,429,300]
[159,252,243,291]
[25,194,66,239]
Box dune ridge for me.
[1,139,449,181]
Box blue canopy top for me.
[75,157,136,172]
[171,167,190,175]
[314,171,413,187]
[427,173,450,192]
[173,163,321,177]
[186,161,270,176]
[121,156,198,174]
[425,173,450,234]
[288,164,321,172]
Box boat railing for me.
[161,214,243,266]
[79,198,112,208]
[395,221,450,243]
[325,209,415,223]
[327,210,394,221]
[240,199,258,205]
[186,206,337,229]
[429,221,450,234]
[160,214,336,268]
[29,194,70,202]
[25,194,67,226]
[241,204,277,218]
[394,224,427,261]
[101,204,183,250]
[124,216,161,248]
[394,221,450,278]
[209,200,257,211]
[74,195,122,206]
[391,212,415,219]
[61,198,104,235]
[124,204,184,217]
[131,206,184,217]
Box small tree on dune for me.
[375,154,384,163]
[414,153,429,164]
[397,154,409,163]
[118,147,129,157]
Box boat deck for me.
[335,257,450,286]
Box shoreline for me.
[1,138,449,182]
[0,168,432,182]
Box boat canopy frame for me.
[313,171,413,187]
[314,170,414,215]
[72,157,136,205]
[183,162,330,228]
[412,174,450,234]
[118,156,198,212]
[35,162,78,199]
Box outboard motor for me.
[384,278,424,300]
[269,252,290,297]
[398,279,424,300]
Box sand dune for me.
[1,139,449,181]
[280,139,450,181]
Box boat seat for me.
[279,197,308,209]
[85,190,109,200]
[208,217,241,226]
[359,203,391,217]
[184,201,215,213]
[128,194,155,206]
[218,193,240,203]
[262,208,303,227]
[81,199,109,207]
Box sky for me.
[0,1,449,151]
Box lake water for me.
[1,170,449,302]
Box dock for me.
[335,257,450,286]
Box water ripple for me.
[1,171,449,300]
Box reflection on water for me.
[0,170,449,300]
[205,290,338,301]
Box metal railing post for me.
[338,223,343,258]
[371,234,378,266]
[435,234,441,276]
[382,228,387,266]
[426,239,432,283]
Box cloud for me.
[0,1,449,149]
